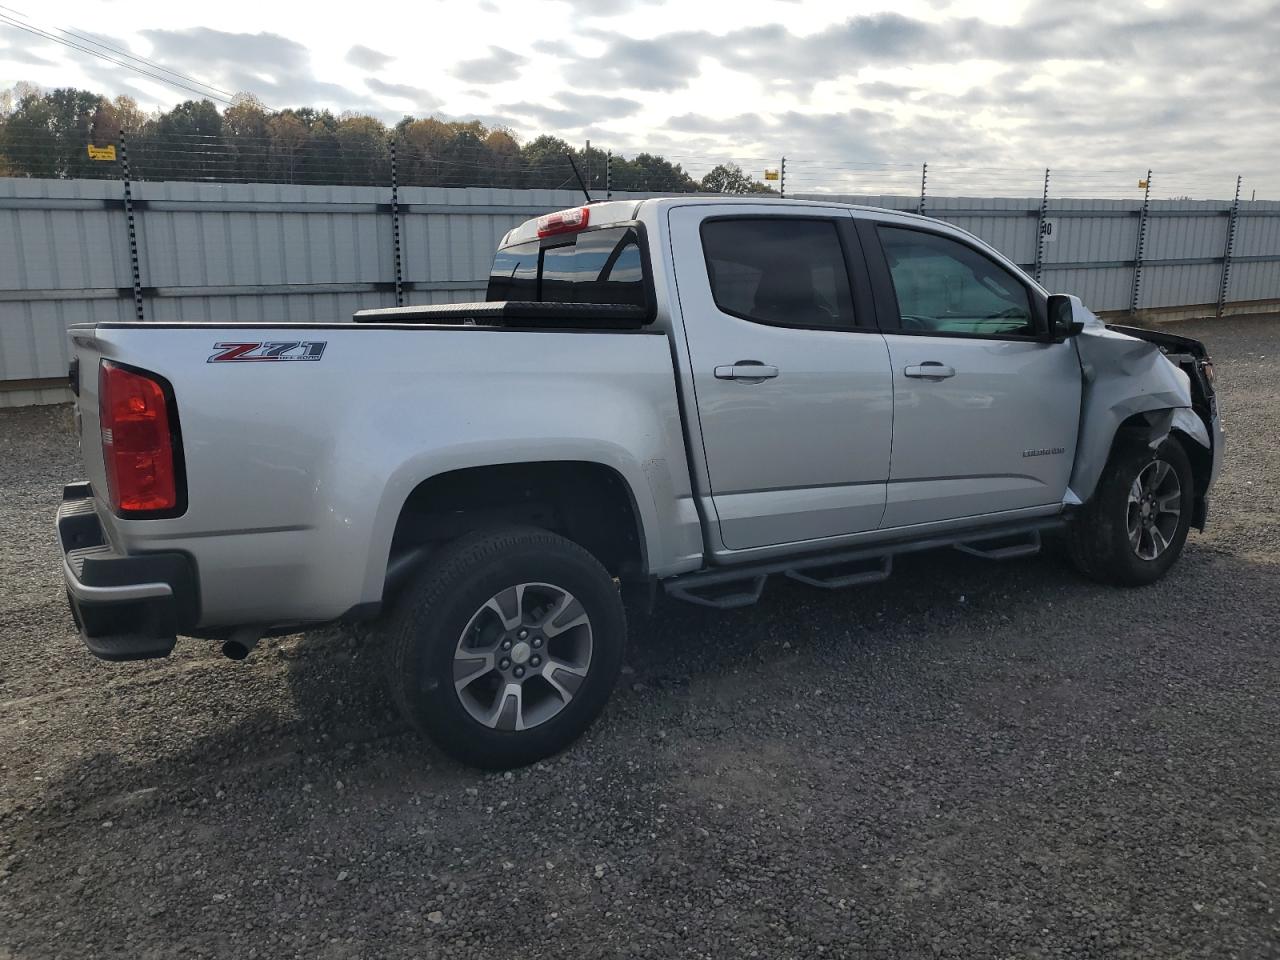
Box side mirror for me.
[1047,294,1085,340]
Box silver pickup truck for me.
[57,197,1223,768]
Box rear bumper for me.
[57,481,199,661]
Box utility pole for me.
[606,150,612,200]
[780,156,786,199]
[918,162,928,215]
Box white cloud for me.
[0,0,1275,197]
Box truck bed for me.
[67,320,703,629]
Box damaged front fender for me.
[1065,297,1209,504]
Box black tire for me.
[1066,434,1194,587]
[382,526,625,769]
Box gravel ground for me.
[1,316,1277,960]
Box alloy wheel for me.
[1126,458,1182,561]
[452,582,593,731]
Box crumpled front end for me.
[1065,299,1222,526]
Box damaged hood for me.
[1070,297,1193,396]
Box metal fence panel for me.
[1230,260,1280,302]
[1234,207,1280,257]
[1052,204,1142,266]
[3,178,1279,407]
[1144,210,1230,262]
[0,178,137,387]
[134,181,394,288]
[1143,262,1223,309]
[1042,266,1137,313]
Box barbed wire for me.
[0,133,1266,200]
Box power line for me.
[0,12,235,105]
[54,25,236,100]
[0,5,238,100]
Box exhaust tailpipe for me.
[221,626,264,661]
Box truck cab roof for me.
[499,196,942,248]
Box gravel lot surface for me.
[1,316,1277,959]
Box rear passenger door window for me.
[877,227,1038,338]
[701,218,856,329]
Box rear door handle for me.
[904,362,956,380]
[715,363,779,381]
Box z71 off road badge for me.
[208,341,327,363]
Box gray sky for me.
[1,0,1276,198]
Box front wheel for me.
[382,527,625,769]
[1067,435,1194,586]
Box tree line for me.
[0,84,776,194]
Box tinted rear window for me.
[701,218,856,329]
[486,226,648,307]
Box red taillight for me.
[536,206,590,238]
[99,361,180,515]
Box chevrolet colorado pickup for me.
[57,197,1223,768]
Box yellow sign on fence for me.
[87,145,117,161]
[763,169,780,181]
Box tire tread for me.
[382,526,624,768]
[1066,435,1192,587]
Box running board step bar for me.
[954,530,1043,560]
[785,555,892,590]
[664,518,1063,610]
[665,575,767,610]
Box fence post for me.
[1033,168,1051,283]
[917,162,928,215]
[1216,175,1242,318]
[606,150,612,200]
[117,133,145,322]
[390,138,404,307]
[1128,169,1152,316]
[780,156,786,200]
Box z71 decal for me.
[208,341,327,363]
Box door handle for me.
[904,362,956,380]
[715,363,779,381]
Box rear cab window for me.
[487,225,650,309]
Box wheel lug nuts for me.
[530,655,541,667]
[501,640,512,650]
[514,666,525,678]
[499,657,511,669]
[517,629,528,639]
[532,637,542,648]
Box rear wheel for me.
[383,527,625,769]
[1067,435,1194,586]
